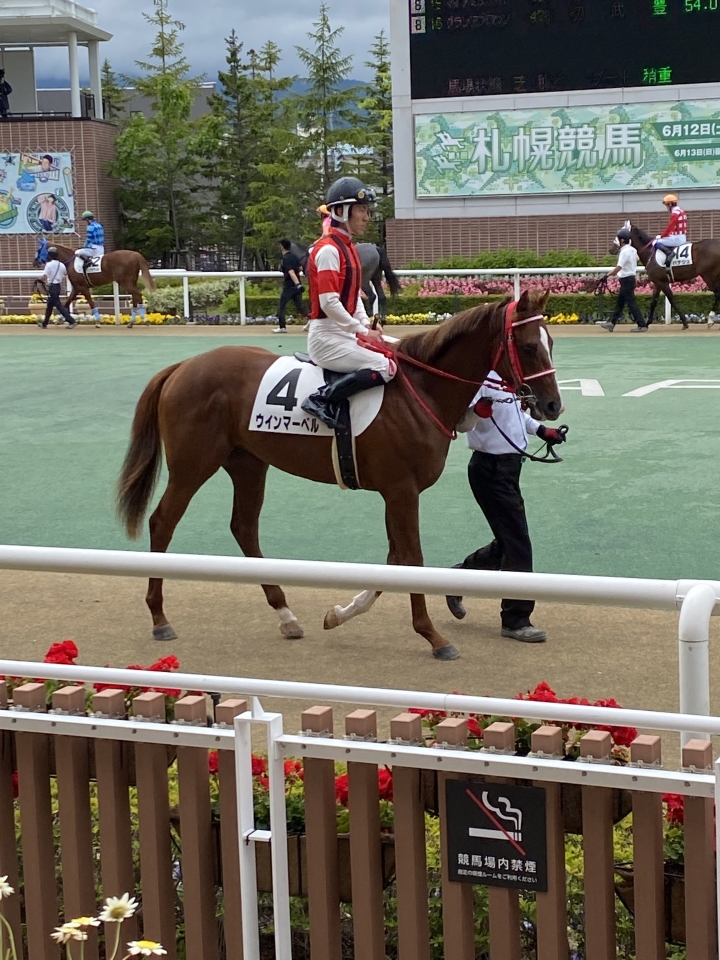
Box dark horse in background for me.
[291,241,402,317]
[611,222,720,329]
[34,236,156,321]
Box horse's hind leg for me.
[224,448,304,639]
[146,448,222,639]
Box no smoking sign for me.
[445,780,548,891]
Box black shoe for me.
[301,369,383,429]
[501,625,547,643]
[446,563,466,619]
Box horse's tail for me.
[378,246,402,297]
[117,362,183,538]
[138,254,156,293]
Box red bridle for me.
[357,301,556,439]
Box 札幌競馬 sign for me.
[445,780,548,891]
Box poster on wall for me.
[415,100,720,197]
[0,151,75,234]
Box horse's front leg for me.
[662,284,688,329]
[384,492,459,660]
[647,286,660,324]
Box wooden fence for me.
[0,679,716,960]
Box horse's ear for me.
[516,290,530,312]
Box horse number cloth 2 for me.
[73,255,103,274]
[249,355,384,437]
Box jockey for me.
[301,177,396,430]
[654,194,687,268]
[75,211,105,271]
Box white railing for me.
[0,543,716,742]
[2,264,672,326]
[0,658,718,958]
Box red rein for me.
[357,301,555,440]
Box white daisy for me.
[68,916,101,928]
[98,894,138,923]
[0,876,14,899]
[50,925,88,944]
[126,940,167,956]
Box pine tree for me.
[357,31,394,244]
[111,0,203,261]
[294,4,363,191]
[100,59,129,120]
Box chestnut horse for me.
[614,223,720,328]
[34,241,155,319]
[117,290,561,660]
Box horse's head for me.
[34,235,49,268]
[495,289,562,422]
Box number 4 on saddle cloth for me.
[248,355,385,490]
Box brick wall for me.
[0,119,119,296]
[386,210,720,266]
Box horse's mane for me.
[397,300,507,364]
[633,225,652,246]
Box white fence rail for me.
[1,264,672,326]
[0,543,716,742]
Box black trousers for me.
[459,451,534,629]
[43,283,73,326]
[610,276,645,327]
[277,286,307,326]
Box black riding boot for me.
[301,368,384,430]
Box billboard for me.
[0,152,76,234]
[415,99,720,197]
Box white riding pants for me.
[655,235,686,248]
[307,322,395,381]
[75,245,104,257]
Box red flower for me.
[43,640,79,665]
[335,773,349,806]
[208,751,219,775]
[284,759,303,778]
[467,717,483,739]
[378,768,393,801]
[148,655,180,673]
[257,775,270,790]
[663,793,685,824]
[252,755,268,777]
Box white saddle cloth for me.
[74,255,103,274]
[656,243,692,268]
[249,355,384,437]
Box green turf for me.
[1,332,719,581]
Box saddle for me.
[295,352,359,490]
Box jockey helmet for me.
[316,204,330,216]
[325,177,376,223]
[81,210,94,220]
[616,227,631,242]
[662,194,678,206]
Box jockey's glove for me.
[537,425,566,444]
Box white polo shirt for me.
[617,244,639,279]
[43,260,67,284]
[463,371,542,455]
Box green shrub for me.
[415,249,613,270]
[146,279,237,314]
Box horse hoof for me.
[433,644,460,661]
[153,624,178,641]
[323,607,341,630]
[281,620,304,640]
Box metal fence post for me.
[678,582,716,745]
[239,276,247,326]
[513,271,521,300]
[113,281,121,324]
[235,710,261,960]
[182,275,190,320]
[665,294,672,324]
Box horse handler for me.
[301,177,396,429]
[36,246,76,329]
[445,375,566,643]
[598,226,647,332]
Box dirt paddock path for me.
[4,569,716,759]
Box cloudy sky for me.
[36,0,390,86]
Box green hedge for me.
[404,248,617,269]
[213,291,718,320]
